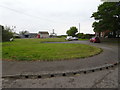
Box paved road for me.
[2,40,118,76]
[2,66,118,88]
[2,40,119,88]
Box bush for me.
[77,33,84,38]
[56,35,67,38]
[84,34,91,39]
[2,26,13,42]
[81,35,85,39]
[81,34,94,39]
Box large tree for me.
[91,2,120,37]
[66,26,78,37]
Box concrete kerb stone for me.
[2,62,119,79]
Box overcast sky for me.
[0,0,103,35]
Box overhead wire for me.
[0,4,57,30]
[0,4,70,24]
[0,4,76,34]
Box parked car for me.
[9,38,14,41]
[72,37,78,40]
[90,37,100,43]
[65,36,78,41]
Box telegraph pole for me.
[53,29,55,34]
[79,23,80,33]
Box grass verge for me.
[2,38,102,61]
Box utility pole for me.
[79,23,80,33]
[53,29,55,34]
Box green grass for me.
[2,38,102,61]
[78,38,89,41]
[39,37,67,42]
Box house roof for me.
[29,33,37,35]
[39,31,49,34]
[13,33,20,36]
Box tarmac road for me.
[2,66,118,88]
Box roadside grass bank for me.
[78,38,89,41]
[100,38,120,43]
[2,38,102,61]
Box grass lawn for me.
[2,38,102,61]
[78,38,89,41]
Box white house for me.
[38,31,49,38]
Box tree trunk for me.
[113,30,116,38]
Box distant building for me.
[19,31,49,38]
[95,30,120,38]
[29,33,37,38]
[13,33,20,38]
[19,33,37,38]
[95,30,110,37]
[38,31,49,38]
[50,29,57,37]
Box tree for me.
[91,2,120,37]
[2,25,13,42]
[66,26,78,37]
[19,30,29,35]
[19,30,29,38]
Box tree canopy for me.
[91,2,120,37]
[66,26,78,37]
